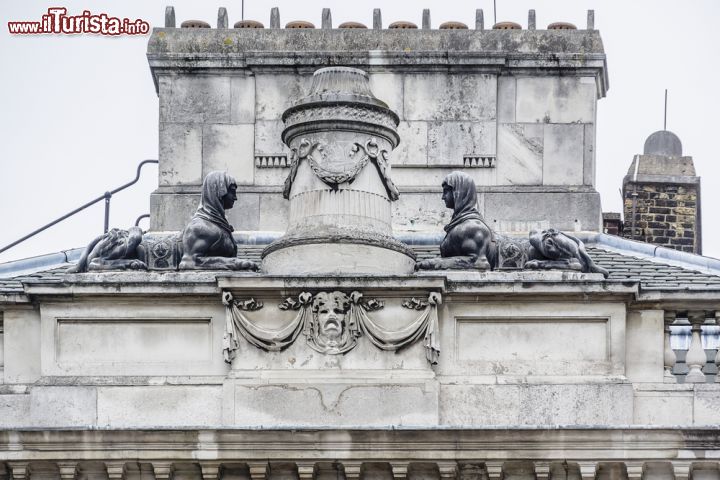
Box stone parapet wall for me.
[1,272,720,430]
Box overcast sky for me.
[1,0,718,263]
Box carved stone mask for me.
[310,291,353,353]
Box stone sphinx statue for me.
[416,171,609,278]
[526,228,609,277]
[179,171,259,271]
[67,226,147,273]
[415,171,494,270]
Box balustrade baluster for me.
[686,311,709,383]
[664,311,678,382]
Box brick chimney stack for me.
[622,130,702,254]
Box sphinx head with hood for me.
[178,171,258,271]
[416,171,494,270]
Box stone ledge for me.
[0,428,712,457]
[18,272,637,299]
[148,29,606,56]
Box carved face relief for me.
[441,184,454,209]
[307,291,358,354]
[541,233,561,258]
[222,183,238,210]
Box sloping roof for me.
[2,240,720,296]
[586,246,720,290]
[0,266,70,294]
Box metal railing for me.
[0,159,158,256]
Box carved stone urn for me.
[261,67,416,274]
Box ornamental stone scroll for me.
[222,290,441,365]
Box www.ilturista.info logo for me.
[8,8,150,35]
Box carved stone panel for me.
[222,291,441,364]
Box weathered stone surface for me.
[368,73,404,118]
[255,74,311,121]
[515,77,596,124]
[583,123,596,186]
[254,164,291,186]
[440,300,625,377]
[633,385,694,425]
[694,386,720,425]
[0,393,30,427]
[202,124,255,184]
[497,76,516,123]
[30,386,97,427]
[625,310,664,383]
[484,191,602,232]
[230,76,257,123]
[626,154,696,177]
[392,122,428,166]
[3,309,40,384]
[543,124,585,185]
[97,386,223,427]
[392,193,453,232]
[40,301,227,377]
[496,123,543,185]
[391,167,495,188]
[227,192,261,231]
[148,30,609,65]
[54,317,212,365]
[159,123,203,186]
[455,317,608,369]
[262,243,415,276]
[160,75,232,124]
[427,121,496,166]
[254,120,287,158]
[150,192,201,232]
[404,74,496,121]
[228,380,438,426]
[440,383,633,425]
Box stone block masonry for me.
[146,22,608,233]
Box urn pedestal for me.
[262,67,415,275]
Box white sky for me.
[1,0,718,263]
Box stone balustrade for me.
[3,461,720,480]
[664,311,720,383]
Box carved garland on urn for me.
[222,290,441,365]
[284,136,399,201]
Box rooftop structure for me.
[148,6,607,236]
[1,7,720,480]
[623,130,702,254]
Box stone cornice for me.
[146,28,609,96]
[15,272,635,301]
[0,428,718,459]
